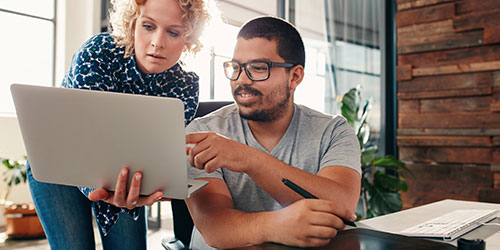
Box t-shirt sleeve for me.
[186,119,224,180]
[320,117,362,174]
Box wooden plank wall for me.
[396,0,500,209]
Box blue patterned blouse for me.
[62,33,199,235]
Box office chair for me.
[162,101,233,250]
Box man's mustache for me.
[233,86,263,97]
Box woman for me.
[27,0,210,249]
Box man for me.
[185,16,361,249]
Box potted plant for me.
[1,157,44,239]
[341,86,414,219]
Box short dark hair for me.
[237,16,305,68]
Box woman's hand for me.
[88,167,169,209]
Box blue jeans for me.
[27,162,147,250]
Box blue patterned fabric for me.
[62,33,199,235]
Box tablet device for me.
[11,83,207,199]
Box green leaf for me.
[341,88,361,127]
[21,170,27,183]
[361,147,377,166]
[340,87,416,218]
[3,159,14,169]
[366,209,378,219]
[368,188,402,216]
[358,123,371,146]
[373,171,407,192]
[373,156,415,178]
[361,177,373,192]
[373,156,404,168]
[1,157,28,186]
[356,100,372,136]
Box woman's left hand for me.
[88,167,170,209]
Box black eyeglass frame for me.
[223,60,298,81]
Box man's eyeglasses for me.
[223,61,297,81]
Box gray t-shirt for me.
[187,104,361,250]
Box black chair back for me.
[171,101,233,247]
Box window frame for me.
[0,0,57,115]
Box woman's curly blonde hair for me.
[109,0,210,58]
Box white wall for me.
[55,0,102,85]
[0,0,101,226]
[216,0,277,26]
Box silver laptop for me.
[11,83,207,199]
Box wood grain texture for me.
[398,20,453,37]
[479,188,500,203]
[399,147,493,164]
[397,135,493,147]
[453,9,500,32]
[484,26,500,45]
[398,72,492,93]
[399,112,500,129]
[493,137,500,146]
[397,65,413,80]
[397,20,454,46]
[399,100,419,113]
[396,3,455,27]
[398,0,455,11]
[413,61,500,76]
[395,0,500,208]
[495,72,500,87]
[494,148,500,163]
[455,0,500,16]
[398,30,483,54]
[398,45,500,67]
[492,87,500,112]
[495,173,500,189]
[398,87,491,99]
[398,128,500,136]
[401,163,492,208]
[419,96,490,113]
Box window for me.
[293,0,383,141]
[187,0,279,102]
[0,0,56,115]
[183,22,240,102]
[196,1,384,142]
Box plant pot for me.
[4,202,45,239]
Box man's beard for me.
[234,85,291,122]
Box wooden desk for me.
[235,199,500,250]
[234,228,455,250]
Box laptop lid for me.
[11,83,206,199]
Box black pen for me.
[282,178,357,227]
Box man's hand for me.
[267,199,349,248]
[88,167,168,209]
[186,132,260,173]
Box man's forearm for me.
[189,203,273,249]
[245,151,360,214]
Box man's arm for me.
[245,150,360,214]
[186,178,347,249]
[187,132,360,218]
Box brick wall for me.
[395,0,500,208]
